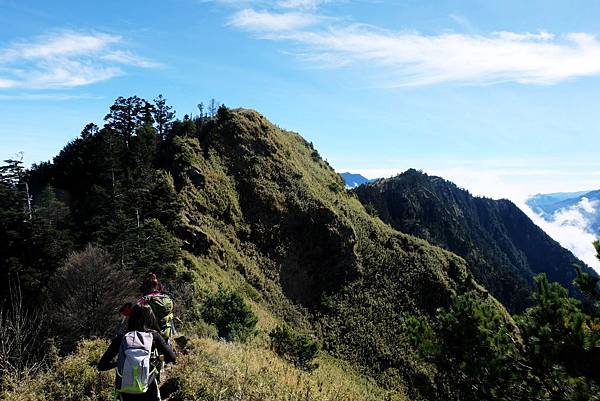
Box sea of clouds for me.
[522,197,600,272]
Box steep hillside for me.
[4,100,598,401]
[2,104,495,399]
[158,110,491,399]
[353,169,593,312]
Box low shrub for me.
[1,338,114,401]
[201,287,258,342]
[327,181,344,193]
[269,325,320,371]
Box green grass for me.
[170,336,405,401]
[2,335,404,401]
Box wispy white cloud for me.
[100,50,161,68]
[228,9,321,31]
[227,7,600,86]
[206,0,326,10]
[449,14,476,32]
[277,0,325,10]
[0,31,158,90]
[0,32,120,61]
[522,198,600,272]
[0,92,102,101]
[0,78,18,88]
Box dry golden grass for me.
[1,336,405,401]
[169,336,406,401]
[1,339,114,401]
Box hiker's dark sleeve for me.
[97,336,121,371]
[153,332,176,364]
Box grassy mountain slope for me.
[164,110,491,395]
[1,105,527,400]
[6,267,396,401]
[353,169,593,312]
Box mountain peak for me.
[354,171,593,312]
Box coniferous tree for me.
[139,100,156,127]
[517,273,600,396]
[133,218,181,277]
[574,244,600,304]
[146,170,182,229]
[104,96,144,148]
[80,123,99,140]
[154,94,176,138]
[208,98,218,117]
[0,159,30,300]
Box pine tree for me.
[80,123,99,140]
[574,243,600,303]
[139,100,156,127]
[153,94,175,139]
[208,98,218,117]
[104,96,144,148]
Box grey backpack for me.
[116,331,156,394]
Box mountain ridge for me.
[353,168,594,312]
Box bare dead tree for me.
[208,99,219,117]
[0,279,47,381]
[48,244,137,351]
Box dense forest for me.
[353,169,595,312]
[2,96,600,400]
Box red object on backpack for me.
[120,303,134,317]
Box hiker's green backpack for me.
[142,294,175,339]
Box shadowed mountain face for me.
[353,169,593,312]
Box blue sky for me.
[2,0,600,201]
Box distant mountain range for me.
[339,172,373,188]
[527,190,600,235]
[350,169,594,312]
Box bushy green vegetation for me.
[269,325,320,371]
[1,339,114,401]
[202,287,258,342]
[516,273,600,399]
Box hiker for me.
[98,303,176,401]
[119,273,175,341]
[138,273,175,341]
